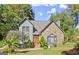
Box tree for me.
[50,8,77,42]
[70,4,79,27]
[64,28,77,42]
[50,13,63,21]
[0,4,35,38]
[50,11,73,32]
[71,4,79,14]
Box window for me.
[22,26,30,40]
[26,26,29,32]
[22,26,29,35]
[47,34,56,45]
[22,26,26,35]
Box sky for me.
[31,4,68,21]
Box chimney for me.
[55,20,60,27]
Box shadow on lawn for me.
[15,51,29,53]
[62,48,79,55]
[62,44,79,55]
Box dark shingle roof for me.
[30,20,50,35]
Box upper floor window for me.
[26,26,29,32]
[22,26,29,35]
[22,26,25,31]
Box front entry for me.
[47,34,56,48]
[33,35,39,48]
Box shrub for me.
[39,36,48,49]
[26,39,34,48]
[3,47,14,53]
[5,32,20,48]
[0,40,6,48]
[74,39,79,48]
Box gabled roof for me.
[40,21,64,34]
[19,18,64,35]
[30,20,50,35]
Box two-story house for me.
[19,18,64,48]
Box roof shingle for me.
[30,20,50,35]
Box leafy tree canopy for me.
[0,4,35,38]
[49,5,79,42]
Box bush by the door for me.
[39,36,48,49]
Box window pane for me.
[22,26,26,34]
[26,26,29,32]
[47,36,56,44]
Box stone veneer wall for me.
[41,22,64,46]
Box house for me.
[19,18,64,48]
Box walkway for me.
[15,48,43,52]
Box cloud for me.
[51,8,56,13]
[31,4,57,7]
[31,4,41,6]
[47,8,56,14]
[47,11,51,14]
[49,4,57,7]
[32,4,48,7]
[39,12,43,16]
[59,4,68,9]
[31,4,49,7]
[42,4,49,7]
[48,15,51,19]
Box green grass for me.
[0,40,75,55]
[60,43,76,48]
[13,48,62,55]
[11,43,76,55]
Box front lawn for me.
[12,43,76,55]
[13,48,62,55]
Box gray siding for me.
[19,20,33,41]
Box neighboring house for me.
[19,18,64,48]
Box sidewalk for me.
[15,48,43,52]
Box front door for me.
[33,35,39,48]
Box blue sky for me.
[31,4,68,21]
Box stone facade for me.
[41,22,64,46]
